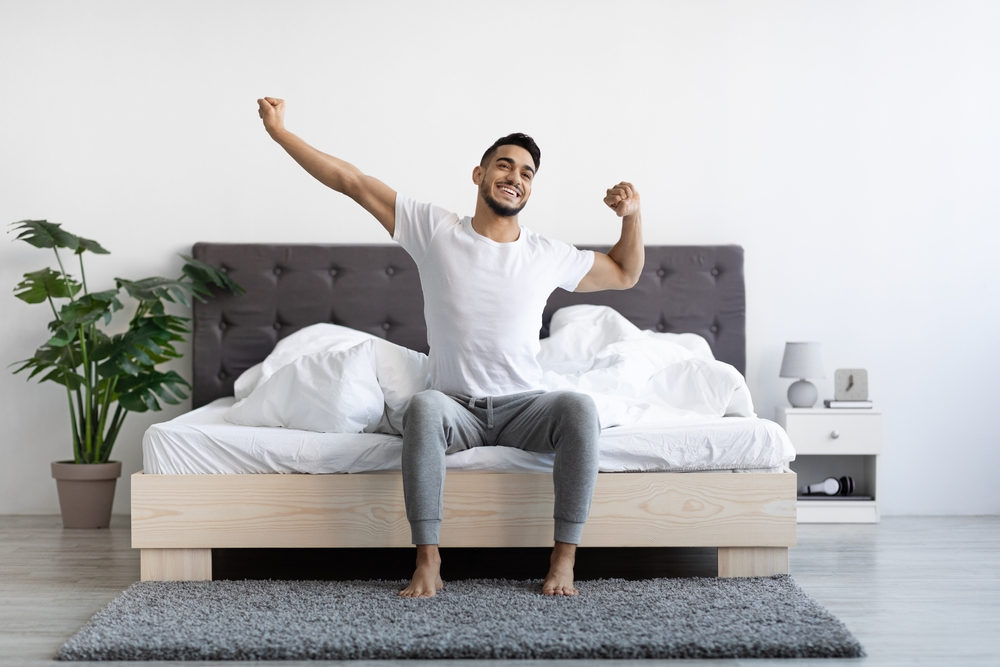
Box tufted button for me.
[329,268,338,276]
[656,268,666,277]
[382,322,391,331]
[711,268,720,277]
[273,322,281,330]
[710,324,719,333]
[656,323,665,332]
[218,371,226,381]
[273,267,282,276]
[219,321,227,331]
[385,267,395,276]
[219,266,227,273]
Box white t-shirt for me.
[393,194,595,397]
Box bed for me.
[131,243,796,581]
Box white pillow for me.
[258,324,378,391]
[225,343,384,434]
[233,363,263,401]
[231,324,379,401]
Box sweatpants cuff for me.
[410,519,441,545]
[554,518,586,545]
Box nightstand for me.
[775,406,882,523]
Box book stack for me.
[823,399,873,409]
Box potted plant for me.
[9,220,243,528]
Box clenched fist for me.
[257,97,285,136]
[604,182,640,218]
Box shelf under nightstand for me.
[776,406,882,524]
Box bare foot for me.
[399,544,444,598]
[541,541,578,596]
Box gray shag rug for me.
[57,575,863,660]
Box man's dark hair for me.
[480,133,541,173]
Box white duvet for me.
[225,305,755,433]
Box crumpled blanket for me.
[225,305,754,433]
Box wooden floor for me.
[1,515,997,666]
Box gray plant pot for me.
[50,461,122,529]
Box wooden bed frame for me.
[131,244,796,580]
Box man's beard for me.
[480,180,526,218]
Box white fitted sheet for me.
[143,398,795,475]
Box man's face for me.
[475,145,535,218]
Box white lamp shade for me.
[779,342,825,379]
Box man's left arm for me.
[575,182,644,293]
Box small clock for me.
[834,369,868,401]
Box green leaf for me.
[75,236,109,255]
[12,345,84,390]
[46,325,78,348]
[58,290,122,326]
[14,268,81,304]
[91,317,186,377]
[87,327,112,348]
[47,290,123,347]
[116,276,193,307]
[116,370,190,412]
[9,220,80,250]
[150,313,191,334]
[179,254,245,298]
[9,220,109,254]
[39,366,86,388]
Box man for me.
[257,97,643,598]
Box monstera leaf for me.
[92,317,186,377]
[47,290,123,347]
[10,220,108,254]
[14,268,81,304]
[117,277,197,307]
[179,254,245,298]
[73,237,109,255]
[116,370,190,412]
[13,345,86,390]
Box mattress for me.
[142,398,795,475]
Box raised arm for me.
[257,97,397,236]
[574,182,644,292]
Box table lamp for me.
[780,342,825,408]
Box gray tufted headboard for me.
[191,244,746,408]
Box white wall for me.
[2,0,998,516]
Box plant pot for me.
[50,461,122,529]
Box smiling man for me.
[257,97,644,598]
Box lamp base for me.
[787,379,818,408]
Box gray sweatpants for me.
[401,389,601,546]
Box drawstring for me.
[467,395,495,430]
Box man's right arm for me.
[257,97,396,236]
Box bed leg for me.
[140,548,212,581]
[717,547,788,577]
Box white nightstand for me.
[776,406,882,524]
